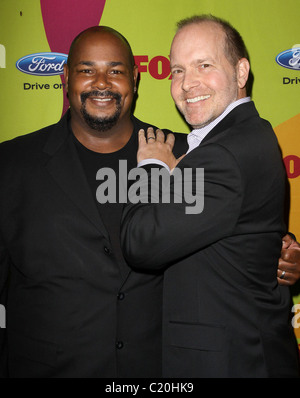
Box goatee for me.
[80,90,122,132]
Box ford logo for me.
[16,52,68,76]
[276,48,300,70]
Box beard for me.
[80,90,122,132]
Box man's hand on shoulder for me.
[278,233,300,286]
[137,127,184,171]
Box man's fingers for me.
[165,132,175,149]
[138,127,177,170]
[156,129,165,143]
[282,233,294,249]
[138,129,147,146]
[281,248,300,263]
[277,274,291,285]
[279,259,296,272]
[278,256,300,286]
[146,127,156,143]
[143,128,175,150]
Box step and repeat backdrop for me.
[0,0,299,351]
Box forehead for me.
[170,22,225,62]
[69,31,132,66]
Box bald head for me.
[174,15,249,68]
[67,26,135,69]
[63,25,138,144]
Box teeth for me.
[93,98,112,102]
[187,95,210,103]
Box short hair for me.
[176,14,250,67]
[67,26,135,68]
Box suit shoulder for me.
[131,115,158,131]
[0,121,59,151]
[227,115,278,150]
[0,123,56,168]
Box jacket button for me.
[116,341,124,349]
[104,246,111,254]
[117,292,125,300]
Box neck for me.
[70,115,134,153]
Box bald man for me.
[0,26,187,378]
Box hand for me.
[137,127,184,170]
[278,234,300,286]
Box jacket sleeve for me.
[0,233,9,378]
[121,143,243,271]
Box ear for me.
[237,58,250,90]
[63,63,69,92]
[133,65,139,92]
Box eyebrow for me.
[170,63,182,69]
[76,61,125,67]
[194,58,214,64]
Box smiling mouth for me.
[186,95,211,103]
[90,97,113,103]
[81,90,121,107]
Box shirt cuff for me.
[137,159,171,173]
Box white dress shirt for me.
[186,97,251,154]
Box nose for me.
[181,69,200,92]
[92,71,112,90]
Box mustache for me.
[80,90,121,103]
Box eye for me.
[110,69,122,74]
[200,64,211,69]
[171,69,183,76]
[79,69,93,74]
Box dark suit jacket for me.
[0,110,187,378]
[121,102,300,378]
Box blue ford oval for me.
[16,52,68,76]
[276,48,300,70]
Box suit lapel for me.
[43,112,109,240]
[200,101,259,145]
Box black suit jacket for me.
[0,110,187,378]
[121,102,300,378]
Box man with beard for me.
[0,26,186,378]
[0,25,299,378]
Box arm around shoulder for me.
[121,144,243,271]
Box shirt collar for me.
[187,97,251,154]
